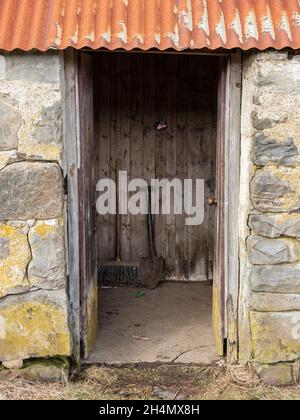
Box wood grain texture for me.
[95,53,218,282]
[213,57,227,356]
[95,54,111,264]
[63,50,81,363]
[226,52,242,364]
[78,53,98,359]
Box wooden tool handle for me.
[116,160,121,262]
[147,186,157,259]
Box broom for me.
[98,160,144,287]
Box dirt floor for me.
[0,364,300,400]
[87,282,218,364]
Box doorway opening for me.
[73,51,230,364]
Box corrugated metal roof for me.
[0,0,300,52]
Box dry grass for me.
[0,363,299,400]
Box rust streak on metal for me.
[0,0,299,51]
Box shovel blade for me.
[141,257,165,289]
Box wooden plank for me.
[175,55,189,280]
[227,52,242,363]
[78,52,98,359]
[142,55,156,186]
[165,55,178,280]
[208,124,217,281]
[238,55,256,364]
[109,54,121,261]
[206,60,219,282]
[142,55,156,261]
[202,59,218,282]
[62,49,81,363]
[187,56,212,281]
[154,55,167,262]
[213,56,228,357]
[119,54,131,261]
[96,54,111,263]
[130,54,146,261]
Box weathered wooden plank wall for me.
[94,53,218,281]
[78,53,98,358]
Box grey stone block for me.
[250,311,300,364]
[256,62,300,94]
[248,236,300,265]
[254,363,295,387]
[250,292,300,312]
[0,222,31,298]
[249,213,300,238]
[28,220,66,290]
[256,51,289,62]
[251,265,300,294]
[0,162,63,220]
[253,134,298,166]
[0,97,21,151]
[0,289,71,362]
[5,52,60,84]
[22,359,69,383]
[251,169,300,212]
[252,112,288,131]
[0,55,5,79]
[31,101,62,145]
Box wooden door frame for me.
[224,52,242,363]
[62,50,81,363]
[214,53,242,361]
[62,49,242,363]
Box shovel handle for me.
[147,186,157,259]
[116,160,121,262]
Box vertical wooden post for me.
[213,56,228,356]
[62,49,81,364]
[226,52,242,364]
[78,53,98,360]
[213,52,242,359]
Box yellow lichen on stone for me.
[33,221,57,239]
[250,311,300,364]
[0,223,31,299]
[18,139,61,163]
[264,122,300,147]
[275,167,300,210]
[0,291,71,361]
[28,218,66,290]
[0,155,9,170]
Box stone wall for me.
[242,51,300,386]
[0,52,70,364]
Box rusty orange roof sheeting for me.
[0,0,300,51]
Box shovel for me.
[141,186,165,289]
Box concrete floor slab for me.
[85,282,219,365]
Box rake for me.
[98,160,144,287]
